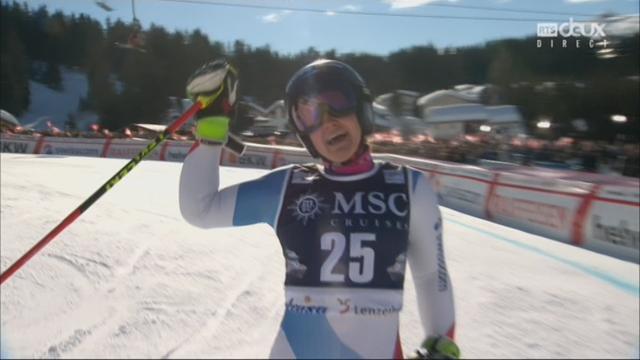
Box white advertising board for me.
[581,185,640,263]
[487,175,591,242]
[0,134,38,154]
[163,141,196,163]
[437,166,493,218]
[105,139,162,161]
[39,137,105,158]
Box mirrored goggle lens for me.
[292,91,356,134]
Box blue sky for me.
[12,0,640,55]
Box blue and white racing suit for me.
[179,144,456,359]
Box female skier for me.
[179,59,459,359]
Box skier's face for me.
[309,112,362,163]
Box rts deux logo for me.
[536,18,608,49]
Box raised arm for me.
[179,143,290,229]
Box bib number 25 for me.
[320,232,375,283]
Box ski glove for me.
[194,116,229,145]
[186,59,239,144]
[409,335,460,359]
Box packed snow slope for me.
[20,67,98,131]
[1,154,638,359]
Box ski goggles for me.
[291,90,357,135]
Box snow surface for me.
[1,154,638,359]
[21,68,98,131]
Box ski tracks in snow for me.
[162,229,284,358]
[160,268,262,359]
[37,244,152,358]
[3,155,638,358]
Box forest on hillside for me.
[1,1,638,141]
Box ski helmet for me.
[285,59,373,158]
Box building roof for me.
[0,109,20,127]
[486,105,524,124]
[424,103,487,123]
[131,123,167,133]
[424,104,523,124]
[416,89,480,108]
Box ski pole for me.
[0,96,242,285]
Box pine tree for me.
[0,29,30,115]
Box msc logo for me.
[288,192,330,225]
[332,192,408,217]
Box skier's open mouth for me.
[327,133,348,146]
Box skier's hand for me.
[186,59,239,144]
[409,335,460,359]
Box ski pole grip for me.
[196,88,224,110]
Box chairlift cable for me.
[155,0,607,22]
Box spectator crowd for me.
[2,121,638,179]
[245,129,640,179]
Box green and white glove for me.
[194,115,229,145]
[410,335,460,359]
[185,59,239,145]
